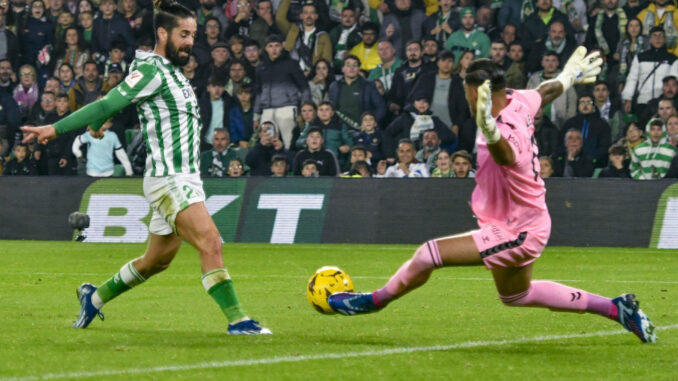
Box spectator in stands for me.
[379,0,426,58]
[307,59,331,106]
[641,76,678,126]
[521,0,573,54]
[446,7,490,61]
[199,76,246,151]
[376,138,429,178]
[0,10,18,67]
[451,149,475,178]
[0,59,15,94]
[599,144,631,178]
[200,128,238,178]
[410,50,468,134]
[119,0,151,41]
[489,40,511,72]
[430,149,453,177]
[630,119,677,179]
[245,121,289,175]
[3,143,37,175]
[294,101,317,148]
[195,17,225,65]
[57,64,76,93]
[91,0,135,61]
[302,102,353,165]
[623,0,645,19]
[349,22,380,72]
[422,36,439,64]
[353,111,383,165]
[78,11,94,47]
[0,89,21,156]
[615,18,647,88]
[526,21,576,75]
[618,121,645,159]
[637,0,678,55]
[270,154,288,177]
[27,90,55,126]
[415,129,441,170]
[301,159,319,177]
[329,7,361,71]
[227,158,246,177]
[197,0,228,33]
[249,0,281,48]
[235,85,255,147]
[292,127,340,176]
[329,55,386,128]
[53,27,89,78]
[423,0,459,48]
[539,156,554,179]
[593,80,624,142]
[387,40,433,116]
[100,41,128,82]
[243,39,263,79]
[20,0,53,67]
[382,93,456,162]
[527,51,577,127]
[225,60,251,97]
[497,0,521,32]
[254,34,311,150]
[654,98,676,129]
[276,0,331,32]
[13,64,39,115]
[666,114,678,147]
[452,50,474,80]
[277,0,332,74]
[499,23,518,48]
[347,145,369,168]
[551,129,595,177]
[343,160,372,177]
[367,40,402,93]
[206,41,231,80]
[68,61,110,111]
[182,54,206,100]
[585,0,625,71]
[534,106,559,157]
[560,94,612,167]
[225,0,255,39]
[622,27,675,114]
[72,121,133,177]
[505,41,527,89]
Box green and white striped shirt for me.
[630,138,677,179]
[116,50,202,177]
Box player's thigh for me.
[491,263,533,296]
[174,202,220,252]
[433,231,484,266]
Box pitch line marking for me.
[3,324,676,381]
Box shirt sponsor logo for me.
[125,70,144,88]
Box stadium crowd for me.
[2,0,678,179]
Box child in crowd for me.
[2,144,37,176]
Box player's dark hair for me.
[465,58,506,90]
[154,0,195,39]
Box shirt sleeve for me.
[115,63,163,104]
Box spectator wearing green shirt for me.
[445,7,491,62]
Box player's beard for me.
[166,39,191,67]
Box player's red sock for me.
[500,281,616,320]
[373,241,443,308]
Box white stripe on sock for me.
[120,260,145,287]
[91,291,104,309]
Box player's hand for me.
[21,125,57,145]
[559,46,603,88]
[475,80,501,144]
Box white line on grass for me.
[3,324,676,381]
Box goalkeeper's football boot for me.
[73,283,104,328]
[612,293,657,343]
[328,292,378,315]
[227,319,272,335]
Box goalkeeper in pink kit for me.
[329,47,657,343]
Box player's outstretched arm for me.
[476,80,515,166]
[538,46,602,107]
[22,90,132,144]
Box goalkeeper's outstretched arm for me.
[538,46,602,108]
[21,90,131,145]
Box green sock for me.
[202,269,247,323]
[96,259,146,305]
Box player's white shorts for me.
[143,173,205,235]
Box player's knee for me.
[410,240,443,271]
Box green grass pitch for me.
[0,241,676,380]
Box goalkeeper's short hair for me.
[465,59,506,90]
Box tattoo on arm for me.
[537,80,564,108]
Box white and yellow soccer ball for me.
[307,266,354,314]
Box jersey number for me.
[183,185,194,199]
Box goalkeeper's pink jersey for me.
[471,89,548,231]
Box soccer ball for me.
[307,266,354,314]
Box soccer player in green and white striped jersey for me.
[21,0,271,335]
[630,119,678,179]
